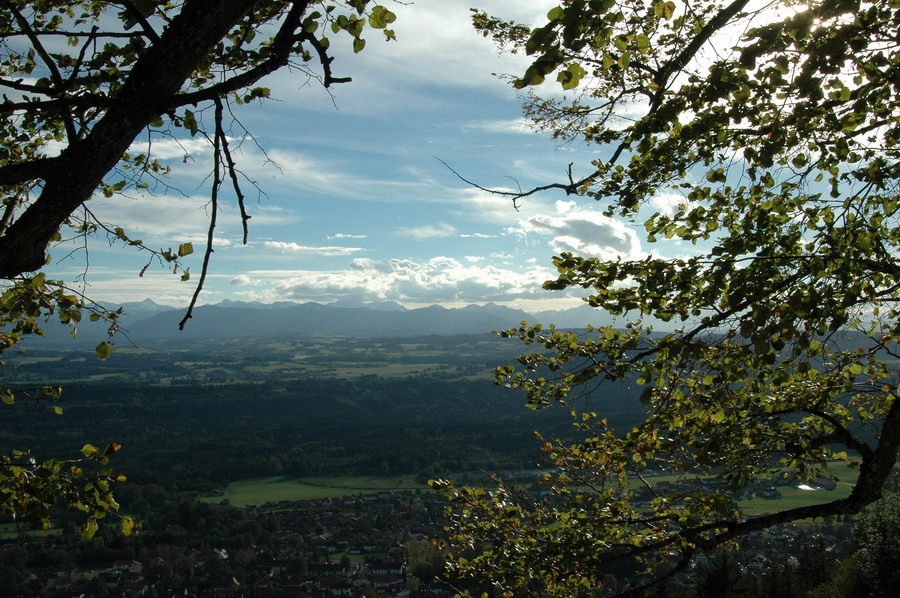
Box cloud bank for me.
[241,256,558,304]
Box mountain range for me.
[32,299,619,346]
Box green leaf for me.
[81,517,99,539]
[547,6,565,21]
[183,109,198,136]
[557,63,586,90]
[368,5,396,29]
[95,342,113,359]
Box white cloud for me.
[327,233,368,240]
[86,193,217,243]
[243,256,558,304]
[462,119,532,135]
[453,188,536,225]
[649,192,691,218]
[517,201,644,261]
[246,1,557,122]
[396,223,457,239]
[51,268,197,308]
[128,136,214,161]
[262,241,366,256]
[460,232,499,238]
[231,274,252,286]
[248,147,437,203]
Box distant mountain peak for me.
[363,300,407,312]
[329,298,407,312]
[107,298,175,313]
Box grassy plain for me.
[739,461,861,516]
[218,475,428,507]
[739,484,854,516]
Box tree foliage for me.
[434,0,900,595]
[1,0,395,533]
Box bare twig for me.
[435,157,580,211]
[218,118,250,244]
[178,98,224,330]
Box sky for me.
[44,0,688,313]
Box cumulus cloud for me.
[517,201,643,261]
[243,256,558,304]
[396,223,457,239]
[231,274,252,286]
[263,241,366,256]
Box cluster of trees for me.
[2,0,900,595]
[0,370,591,489]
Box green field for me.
[739,461,861,516]
[739,483,854,516]
[634,461,865,517]
[217,475,428,507]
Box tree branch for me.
[119,0,161,43]
[218,116,250,245]
[178,98,222,331]
[0,156,59,186]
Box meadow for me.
[218,475,428,507]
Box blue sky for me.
[45,1,691,312]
